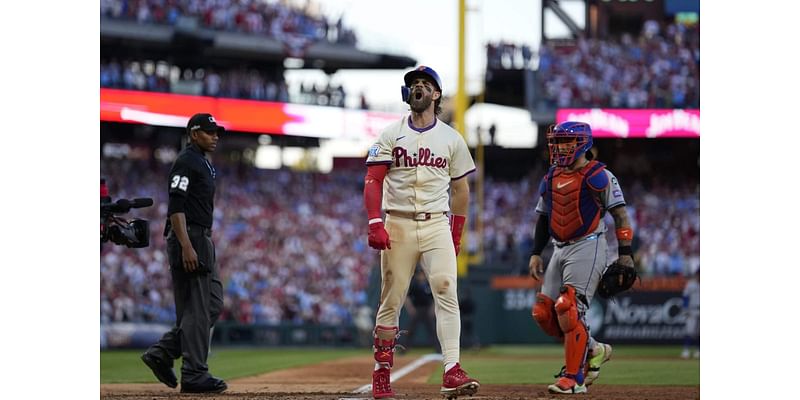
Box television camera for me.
[101,179,153,248]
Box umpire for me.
[141,113,226,393]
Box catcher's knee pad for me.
[555,285,580,333]
[556,285,589,380]
[532,293,562,338]
[373,325,399,367]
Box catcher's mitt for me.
[596,262,638,299]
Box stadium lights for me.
[284,57,305,69]
[255,145,282,169]
[281,147,305,167]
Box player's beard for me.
[409,91,433,113]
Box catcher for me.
[528,121,637,394]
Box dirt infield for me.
[101,355,699,400]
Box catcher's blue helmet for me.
[401,65,442,103]
[547,121,593,167]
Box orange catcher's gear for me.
[532,293,562,338]
[544,160,608,242]
[555,285,588,384]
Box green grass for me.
[427,345,699,386]
[102,345,699,387]
[471,344,691,358]
[101,348,363,384]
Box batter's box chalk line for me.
[351,353,444,394]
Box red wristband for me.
[616,227,634,241]
[450,214,466,238]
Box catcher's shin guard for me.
[532,293,562,338]
[373,325,399,367]
[555,285,588,383]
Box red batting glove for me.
[450,214,466,256]
[368,221,391,250]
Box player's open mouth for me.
[414,92,423,100]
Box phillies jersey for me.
[365,116,476,213]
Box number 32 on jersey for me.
[171,175,189,191]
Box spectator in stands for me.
[100,60,349,107]
[100,155,699,327]
[101,159,375,326]
[536,19,699,109]
[101,0,357,47]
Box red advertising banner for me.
[556,108,700,138]
[100,88,401,140]
[100,89,292,133]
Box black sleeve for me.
[531,214,551,256]
[167,158,192,216]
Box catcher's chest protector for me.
[546,161,608,242]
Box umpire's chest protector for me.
[542,161,608,242]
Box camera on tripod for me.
[101,179,153,248]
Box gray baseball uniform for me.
[535,168,626,312]
[683,278,700,337]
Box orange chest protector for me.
[541,161,609,242]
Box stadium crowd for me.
[486,41,534,70]
[100,60,290,101]
[537,20,700,108]
[101,156,699,326]
[101,159,371,326]
[100,60,349,107]
[100,0,357,45]
[478,171,699,278]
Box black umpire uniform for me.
[142,113,226,393]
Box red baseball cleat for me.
[440,363,480,398]
[372,367,394,399]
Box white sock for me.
[375,362,390,371]
[445,362,457,372]
[588,338,598,356]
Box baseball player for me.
[528,121,635,394]
[681,268,700,359]
[363,66,480,399]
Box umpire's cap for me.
[187,113,225,134]
[404,66,442,93]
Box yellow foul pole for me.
[456,0,469,277]
[455,0,467,136]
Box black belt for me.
[387,211,447,221]
[554,232,602,248]
[186,224,212,237]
